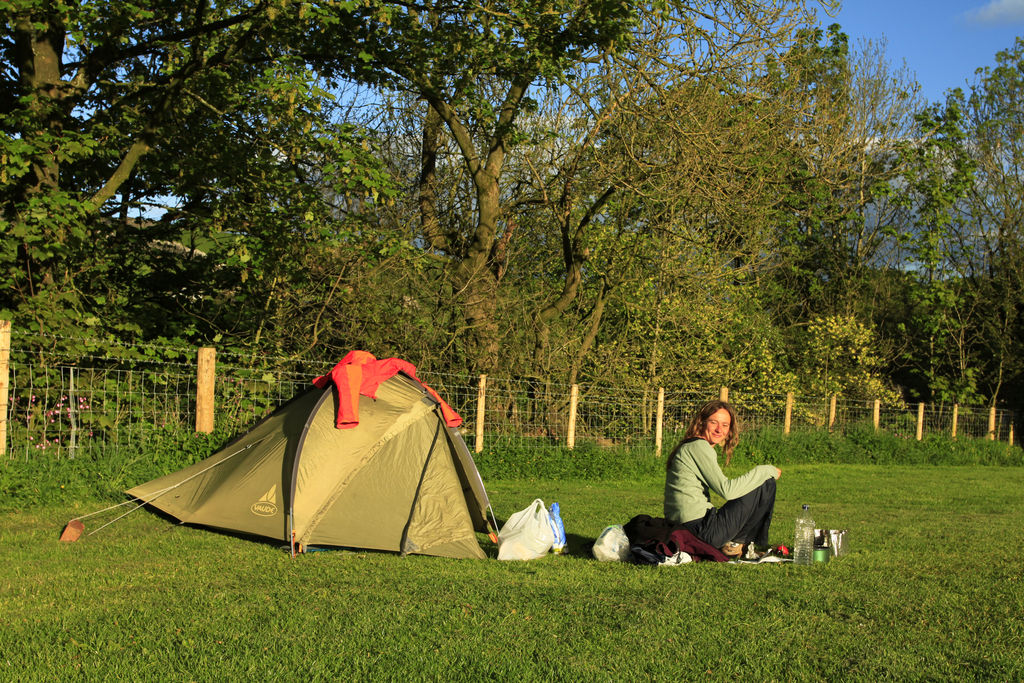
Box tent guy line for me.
[61,437,269,539]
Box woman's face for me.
[702,408,731,447]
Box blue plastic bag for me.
[549,502,566,554]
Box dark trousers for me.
[684,478,776,549]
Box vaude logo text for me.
[251,485,279,516]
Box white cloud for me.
[965,0,1024,24]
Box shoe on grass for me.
[720,541,744,557]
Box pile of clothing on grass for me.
[592,514,791,566]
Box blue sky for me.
[818,0,1024,103]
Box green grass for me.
[2,465,1023,680]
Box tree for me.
[949,38,1024,408]
[323,0,824,374]
[893,92,978,403]
[759,25,923,328]
[0,0,392,350]
[797,314,901,402]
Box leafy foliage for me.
[0,425,222,508]
[796,314,901,402]
[0,0,395,355]
[2,2,1023,417]
[731,425,1022,468]
[6,426,1019,509]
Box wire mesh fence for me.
[1,333,1018,461]
[1,347,329,461]
[7,360,199,459]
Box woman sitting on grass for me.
[664,400,781,558]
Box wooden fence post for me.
[196,347,216,434]
[916,402,925,441]
[0,320,10,459]
[67,368,78,458]
[872,399,880,431]
[784,392,793,436]
[1010,420,1015,447]
[655,387,665,457]
[828,395,837,431]
[951,404,959,439]
[988,406,997,441]
[719,386,729,403]
[567,384,579,450]
[475,374,487,454]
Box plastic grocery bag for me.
[497,499,555,561]
[592,524,630,562]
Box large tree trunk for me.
[532,184,615,376]
[418,105,444,250]
[11,12,70,293]
[455,173,503,374]
[419,77,530,374]
[567,276,610,387]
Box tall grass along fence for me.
[0,324,1018,463]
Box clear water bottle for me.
[793,504,814,566]
[549,502,566,554]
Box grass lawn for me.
[2,464,1022,681]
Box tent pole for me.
[397,419,443,556]
[287,387,335,558]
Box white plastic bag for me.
[497,499,555,561]
[592,524,630,562]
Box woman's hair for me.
[682,399,740,462]
[667,397,741,473]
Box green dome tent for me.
[125,370,498,559]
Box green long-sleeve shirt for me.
[664,437,778,525]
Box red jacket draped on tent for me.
[312,350,463,430]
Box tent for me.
[126,357,498,559]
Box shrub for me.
[731,425,1023,468]
[3,426,1020,510]
[473,437,666,481]
[0,426,228,510]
